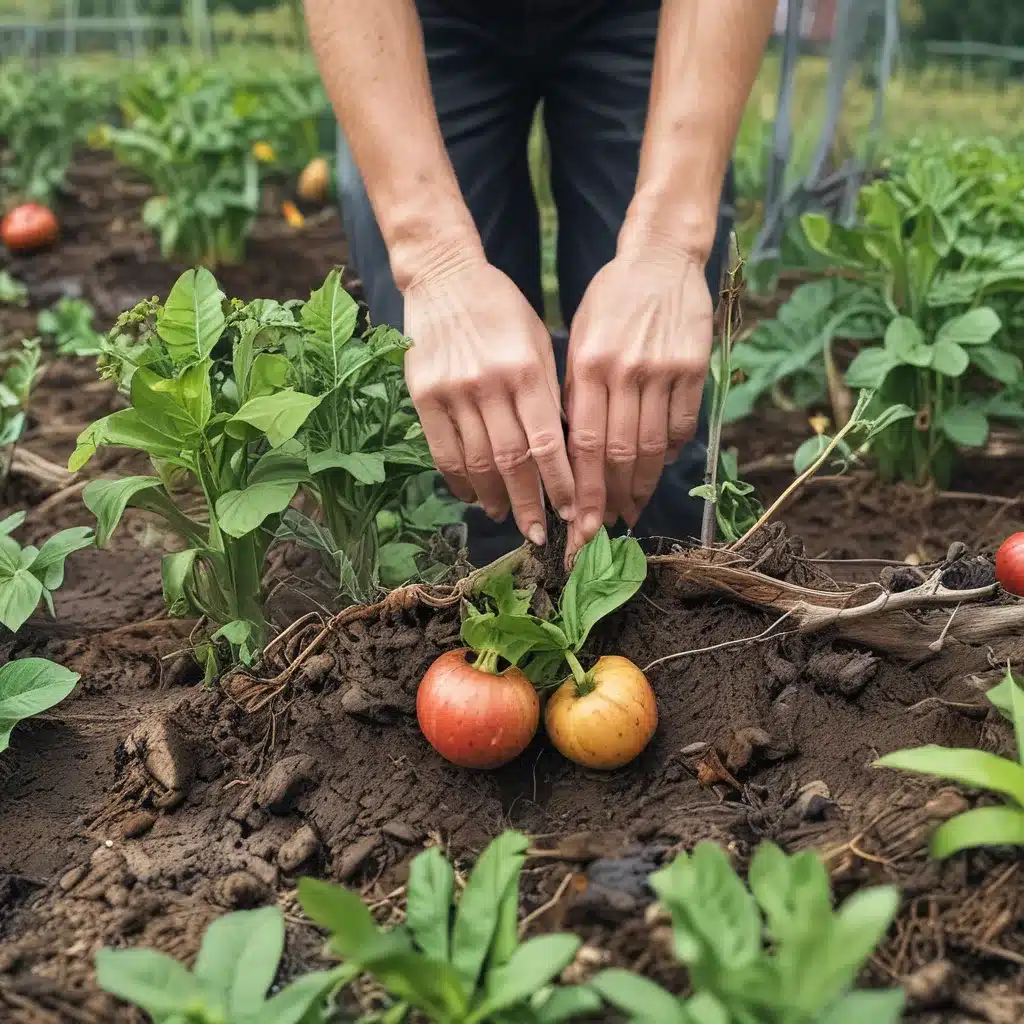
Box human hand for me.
[564,249,713,556]
[404,254,575,546]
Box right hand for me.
[403,254,575,546]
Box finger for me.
[514,377,575,521]
[630,380,670,522]
[568,374,608,542]
[417,397,476,503]
[605,382,641,528]
[453,403,510,522]
[668,375,703,453]
[479,394,547,545]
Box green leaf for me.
[971,346,1022,385]
[469,934,581,1022]
[931,806,1024,859]
[156,268,226,366]
[94,947,206,1019]
[532,985,603,1024]
[301,269,359,356]
[875,746,1024,806]
[215,480,298,538]
[883,317,931,367]
[307,449,387,484]
[149,360,214,433]
[451,831,529,994]
[405,847,455,962]
[228,389,323,448]
[247,966,355,1024]
[162,549,199,617]
[460,613,566,668]
[0,512,26,537]
[83,476,165,547]
[194,906,284,1015]
[819,989,905,1024]
[31,527,93,591]
[0,568,44,632]
[558,529,647,651]
[935,307,1001,347]
[590,970,691,1024]
[69,409,182,471]
[940,406,989,448]
[297,877,381,959]
[381,441,435,469]
[930,338,969,377]
[985,664,1021,723]
[359,946,469,1021]
[845,347,898,389]
[378,543,423,587]
[0,658,79,753]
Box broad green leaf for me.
[971,346,1022,386]
[162,549,198,617]
[247,966,356,1024]
[228,389,322,448]
[845,347,898,390]
[0,568,44,632]
[381,441,435,469]
[930,338,969,377]
[985,665,1021,723]
[378,542,424,587]
[249,444,311,487]
[558,530,646,651]
[31,527,93,591]
[149,360,214,433]
[470,934,581,1022]
[935,307,1001,347]
[0,512,26,536]
[875,746,1024,806]
[883,317,931,367]
[748,843,832,946]
[940,406,989,448]
[69,409,182,471]
[460,613,566,668]
[94,947,206,1019]
[451,831,529,994]
[215,480,298,538]
[194,906,284,1014]
[931,806,1024,859]
[819,989,905,1024]
[405,847,455,962]
[156,268,226,366]
[307,450,387,484]
[301,269,359,361]
[83,476,164,547]
[297,877,380,959]
[533,985,603,1024]
[0,658,79,752]
[360,947,469,1021]
[248,352,291,399]
[590,970,691,1024]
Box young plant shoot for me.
[417,529,655,771]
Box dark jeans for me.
[336,0,735,565]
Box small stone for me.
[681,741,710,757]
[339,834,380,881]
[119,811,157,840]
[124,715,195,794]
[278,825,321,873]
[382,820,422,844]
[726,726,773,772]
[212,871,270,910]
[300,653,335,685]
[255,755,317,814]
[783,780,834,826]
[59,865,87,892]
[904,959,954,1008]
[926,789,969,820]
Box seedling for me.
[298,830,598,1024]
[38,297,104,358]
[95,904,347,1024]
[0,339,42,472]
[876,664,1024,858]
[592,840,904,1023]
[0,270,27,307]
[0,658,80,755]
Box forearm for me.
[303,0,480,289]
[620,0,776,263]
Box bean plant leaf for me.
[931,806,1024,859]
[69,409,183,471]
[248,967,356,1024]
[194,906,284,1015]
[845,347,898,390]
[83,476,165,547]
[297,877,381,959]
[935,307,1001,347]
[971,346,1022,385]
[930,338,969,377]
[875,746,1024,806]
[307,449,386,484]
[162,549,199,616]
[301,269,359,356]
[31,527,94,591]
[378,542,423,587]
[940,406,989,448]
[0,658,79,753]
[405,847,455,962]
[0,561,44,632]
[228,389,323,448]
[94,947,206,1019]
[884,317,931,367]
[559,529,647,651]
[590,970,692,1024]
[215,480,299,538]
[156,268,226,367]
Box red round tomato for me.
[416,649,540,769]
[996,533,1024,597]
[1,203,59,253]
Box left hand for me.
[564,248,713,556]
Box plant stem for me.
[565,650,593,696]
[474,649,500,675]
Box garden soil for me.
[1,157,1023,1023]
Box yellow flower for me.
[252,141,276,163]
[281,200,305,229]
[809,413,830,436]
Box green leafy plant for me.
[691,449,763,544]
[0,512,93,634]
[103,66,259,266]
[0,270,27,307]
[73,268,323,668]
[592,840,904,1024]
[0,339,43,477]
[875,664,1024,858]
[95,904,347,1024]
[38,297,104,358]
[0,657,80,755]
[298,830,598,1023]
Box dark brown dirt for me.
[2,159,1024,1023]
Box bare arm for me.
[566,0,775,551]
[304,0,575,546]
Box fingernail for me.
[527,523,546,546]
[558,505,575,521]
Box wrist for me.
[617,188,719,268]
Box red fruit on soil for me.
[416,648,540,769]
[995,533,1024,596]
[1,203,59,253]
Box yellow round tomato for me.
[545,655,657,769]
